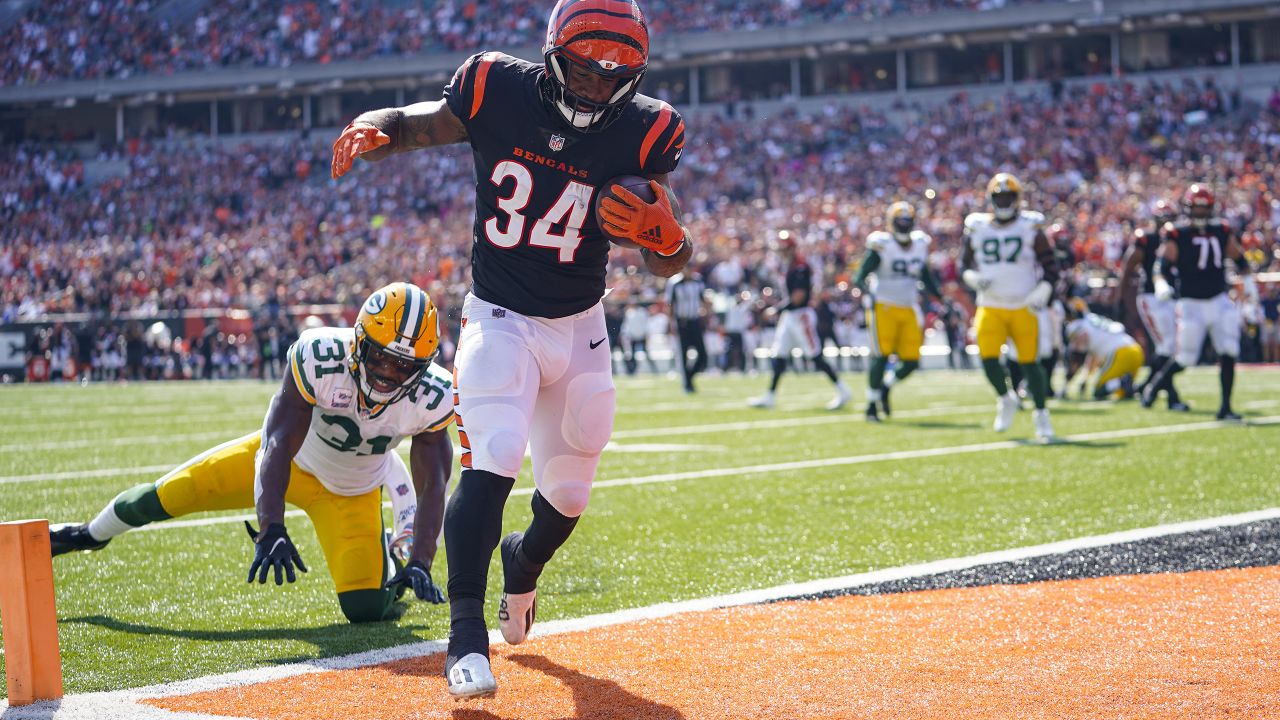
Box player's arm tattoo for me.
[352,101,468,161]
[407,428,453,568]
[642,173,691,277]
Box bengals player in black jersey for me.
[1141,184,1259,420]
[331,0,694,698]
[1120,198,1186,408]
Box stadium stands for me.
[0,0,1058,86]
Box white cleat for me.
[1033,408,1056,443]
[447,653,497,698]
[826,383,852,411]
[498,590,537,645]
[994,392,1018,432]
[747,392,775,409]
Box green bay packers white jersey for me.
[965,210,1044,309]
[1067,313,1135,358]
[866,230,931,308]
[280,326,454,496]
[1064,313,1136,358]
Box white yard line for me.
[92,414,1276,534]
[6,505,1278,719]
[0,402,997,483]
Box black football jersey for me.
[1162,220,1232,300]
[444,52,686,318]
[784,259,812,309]
[1132,226,1159,295]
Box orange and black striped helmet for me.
[542,0,649,132]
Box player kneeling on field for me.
[1062,298,1145,401]
[49,283,455,623]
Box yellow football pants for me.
[870,302,923,361]
[976,306,1039,363]
[153,432,390,595]
[1096,344,1145,387]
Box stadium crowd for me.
[4,76,1280,380]
[2,0,1044,86]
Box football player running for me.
[1141,184,1257,420]
[1062,298,1145,401]
[748,232,852,410]
[961,173,1062,441]
[331,0,693,698]
[1120,199,1187,409]
[852,201,943,422]
[50,283,455,622]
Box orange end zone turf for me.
[0,519,64,706]
[150,566,1280,719]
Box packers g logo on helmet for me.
[886,201,916,240]
[352,282,440,406]
[987,173,1022,222]
[542,0,649,132]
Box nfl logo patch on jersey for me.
[548,134,565,152]
[492,308,506,318]
[331,389,353,408]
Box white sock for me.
[867,388,882,402]
[87,503,134,541]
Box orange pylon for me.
[0,519,64,705]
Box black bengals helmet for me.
[542,0,648,133]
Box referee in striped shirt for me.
[666,271,708,393]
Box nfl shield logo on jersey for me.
[548,134,565,152]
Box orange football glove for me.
[598,180,686,256]
[330,122,391,180]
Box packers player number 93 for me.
[50,282,457,622]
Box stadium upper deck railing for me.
[1,0,1275,105]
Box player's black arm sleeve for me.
[408,427,453,569]
[920,263,943,300]
[255,372,314,528]
[641,173,691,278]
[1033,231,1060,286]
[353,100,469,162]
[1154,237,1178,282]
[1119,243,1143,302]
[960,238,976,272]
[852,251,880,290]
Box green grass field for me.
[2,366,1277,697]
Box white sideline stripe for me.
[7,506,1279,720]
[109,414,1275,534]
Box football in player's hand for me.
[595,175,655,249]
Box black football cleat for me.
[1216,408,1242,421]
[865,403,881,423]
[1167,401,1191,412]
[49,523,109,557]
